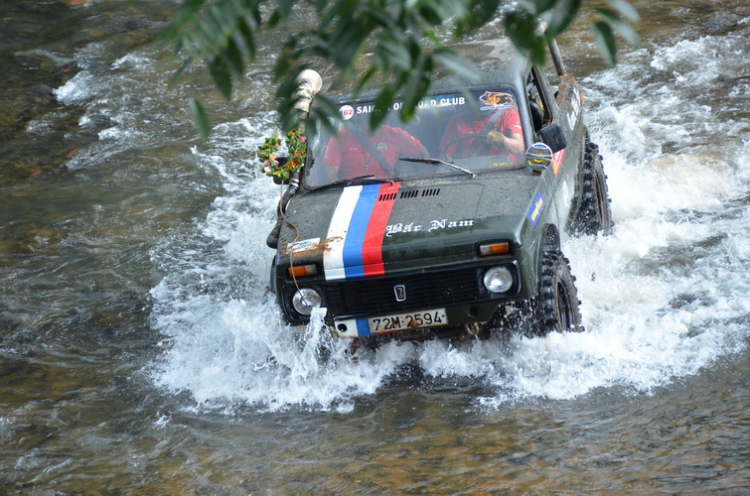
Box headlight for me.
[291,287,323,316]
[483,266,513,293]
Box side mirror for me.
[537,123,567,153]
[525,143,553,174]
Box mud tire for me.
[488,248,584,338]
[571,138,613,236]
[532,248,584,336]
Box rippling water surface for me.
[1,0,749,493]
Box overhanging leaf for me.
[433,49,479,82]
[607,0,640,23]
[596,8,640,47]
[371,85,396,130]
[591,21,617,66]
[168,0,639,140]
[190,98,210,141]
[376,36,412,71]
[547,0,582,37]
[208,56,233,100]
[455,0,500,36]
[504,11,546,67]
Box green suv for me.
[267,36,612,346]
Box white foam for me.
[149,33,750,412]
[54,71,96,104]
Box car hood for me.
[278,173,544,279]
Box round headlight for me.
[291,287,323,316]
[483,266,513,293]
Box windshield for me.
[304,87,526,189]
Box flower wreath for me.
[258,129,307,181]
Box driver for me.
[439,105,525,161]
[323,118,427,179]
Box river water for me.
[1,0,749,493]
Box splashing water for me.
[149,33,750,412]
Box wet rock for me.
[705,11,742,33]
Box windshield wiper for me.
[399,157,475,178]
[312,174,394,191]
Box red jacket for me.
[440,109,522,159]
[324,125,424,178]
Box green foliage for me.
[163,0,639,138]
[189,98,211,141]
[593,1,641,65]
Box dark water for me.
[1,0,749,493]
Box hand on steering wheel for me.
[485,130,507,145]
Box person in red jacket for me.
[324,123,428,179]
[440,106,525,162]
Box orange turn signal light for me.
[287,264,318,279]
[479,242,511,256]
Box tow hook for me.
[464,322,480,336]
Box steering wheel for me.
[442,133,490,160]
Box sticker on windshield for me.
[339,105,354,120]
[479,91,513,110]
[342,96,472,120]
[421,96,466,108]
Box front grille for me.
[323,268,480,316]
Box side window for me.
[526,68,553,135]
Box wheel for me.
[483,248,584,338]
[571,138,613,236]
[533,248,584,336]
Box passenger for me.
[440,106,525,161]
[323,120,428,179]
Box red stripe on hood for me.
[362,182,400,276]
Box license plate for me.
[368,308,448,334]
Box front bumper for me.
[278,261,521,337]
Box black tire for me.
[571,138,613,236]
[533,248,584,336]
[485,248,584,338]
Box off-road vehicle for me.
[266,35,612,347]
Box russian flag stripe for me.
[342,186,380,278]
[362,182,399,276]
[324,186,362,281]
[323,182,400,281]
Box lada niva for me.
[266,35,612,348]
